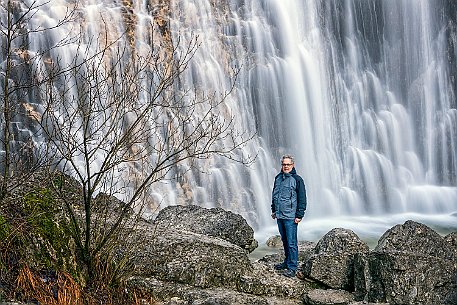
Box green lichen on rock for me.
[0,172,81,288]
[22,187,78,276]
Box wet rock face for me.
[153,205,258,253]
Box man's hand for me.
[271,213,276,219]
[294,218,301,224]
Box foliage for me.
[0,214,10,241]
[0,170,155,304]
[22,187,77,274]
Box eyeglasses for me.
[281,163,293,167]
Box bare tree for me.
[0,0,77,199]
[1,0,254,289]
[37,21,255,284]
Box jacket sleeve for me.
[271,174,279,213]
[295,176,307,218]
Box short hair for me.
[281,154,295,164]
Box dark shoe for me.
[283,269,296,278]
[274,262,287,270]
[296,270,305,280]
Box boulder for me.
[375,220,454,260]
[366,251,456,304]
[444,232,457,304]
[131,223,253,289]
[126,216,457,305]
[304,228,369,290]
[313,228,369,254]
[153,205,258,252]
[358,221,457,304]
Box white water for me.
[168,0,457,243]
[1,0,457,244]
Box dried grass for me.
[15,265,156,305]
[16,265,85,305]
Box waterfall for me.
[1,0,456,242]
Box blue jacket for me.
[271,167,307,219]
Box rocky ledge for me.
[125,205,457,305]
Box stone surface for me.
[304,228,369,290]
[153,205,258,252]
[375,220,454,260]
[352,253,370,301]
[131,223,253,289]
[366,251,457,304]
[238,261,315,299]
[259,240,316,267]
[266,235,282,248]
[358,220,457,304]
[313,228,369,254]
[125,218,457,305]
[303,289,354,305]
[444,231,457,259]
[305,254,355,291]
[128,277,301,305]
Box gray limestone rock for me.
[361,220,457,304]
[131,224,253,289]
[128,276,302,305]
[303,289,354,305]
[304,228,369,290]
[238,261,313,299]
[444,231,457,259]
[314,228,370,254]
[266,235,282,248]
[366,251,457,304]
[375,220,454,260]
[153,205,258,253]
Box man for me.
[271,154,307,278]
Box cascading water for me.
[1,0,456,243]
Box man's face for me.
[281,158,294,173]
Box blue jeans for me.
[277,218,298,271]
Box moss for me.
[0,215,10,241]
[22,188,78,276]
[0,215,11,274]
